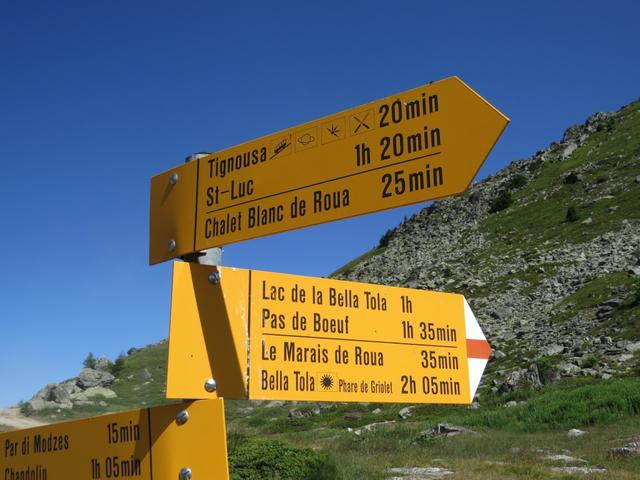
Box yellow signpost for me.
[0,400,229,480]
[149,76,509,264]
[166,263,491,404]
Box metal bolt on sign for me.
[169,173,179,185]
[175,410,189,426]
[168,239,176,252]
[208,270,221,284]
[204,378,217,393]
[178,467,192,480]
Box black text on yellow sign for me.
[149,76,508,264]
[0,400,229,480]
[166,263,491,404]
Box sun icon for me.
[320,374,334,390]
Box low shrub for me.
[565,206,579,222]
[378,228,396,248]
[507,174,528,190]
[634,277,640,306]
[581,355,601,369]
[536,356,561,385]
[110,354,126,375]
[489,191,513,213]
[19,401,34,417]
[228,436,337,480]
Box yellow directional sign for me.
[167,263,491,404]
[0,400,229,479]
[150,76,508,264]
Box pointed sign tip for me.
[463,298,487,342]
[468,358,489,403]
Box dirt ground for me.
[0,408,46,430]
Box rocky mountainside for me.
[11,99,640,420]
[335,99,640,393]
[14,342,170,420]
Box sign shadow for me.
[190,263,248,399]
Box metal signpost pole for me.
[181,152,223,266]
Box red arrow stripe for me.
[467,339,492,359]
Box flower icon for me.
[320,374,334,390]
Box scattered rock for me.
[95,357,112,372]
[28,398,71,411]
[543,454,586,463]
[343,412,363,420]
[567,429,587,437]
[581,217,593,225]
[60,380,81,395]
[316,402,335,412]
[545,344,564,356]
[288,408,313,419]
[28,385,73,411]
[558,362,582,376]
[386,466,453,479]
[425,424,474,437]
[562,144,578,159]
[601,298,624,308]
[609,442,640,457]
[468,192,481,203]
[398,407,414,419]
[599,335,613,345]
[596,306,613,320]
[372,408,382,414]
[83,387,117,399]
[48,385,71,404]
[76,369,115,389]
[498,365,542,393]
[351,420,395,436]
[70,391,89,401]
[551,466,607,474]
[141,368,153,381]
[626,342,640,353]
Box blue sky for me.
[1,1,638,407]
